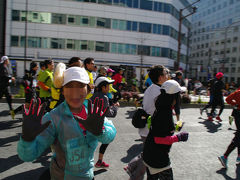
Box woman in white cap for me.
[143,80,189,179]
[18,67,116,180]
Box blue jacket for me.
[18,100,116,180]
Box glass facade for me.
[12,10,187,44]
[11,35,186,61]
[67,0,191,27]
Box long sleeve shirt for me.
[226,90,240,110]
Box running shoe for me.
[236,157,240,164]
[216,116,222,122]
[10,110,15,120]
[208,116,213,121]
[95,161,109,168]
[218,156,227,168]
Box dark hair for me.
[44,59,53,66]
[95,81,109,92]
[30,62,37,70]
[175,71,183,77]
[148,65,165,84]
[68,57,81,67]
[40,61,46,68]
[84,57,94,67]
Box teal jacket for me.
[17,100,116,180]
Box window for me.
[12,10,20,21]
[119,20,127,30]
[51,38,65,49]
[28,37,41,48]
[132,21,138,31]
[68,16,75,24]
[81,16,89,26]
[133,0,139,8]
[97,18,110,28]
[111,43,117,53]
[161,48,169,57]
[151,47,160,57]
[139,22,151,33]
[153,24,161,34]
[80,40,88,50]
[126,0,132,7]
[11,36,19,46]
[96,41,109,52]
[232,57,237,62]
[140,0,152,10]
[112,19,118,29]
[231,67,236,73]
[162,25,170,35]
[233,37,238,42]
[98,0,112,5]
[66,39,75,49]
[232,47,237,53]
[163,3,171,13]
[33,13,38,19]
[52,14,66,24]
[138,45,150,56]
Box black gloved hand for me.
[176,132,189,142]
[22,98,51,142]
[74,97,109,136]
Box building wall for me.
[190,0,240,83]
[5,0,191,77]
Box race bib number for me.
[66,137,86,166]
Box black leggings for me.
[99,144,109,154]
[0,87,13,110]
[210,97,225,116]
[224,109,240,157]
[146,168,173,180]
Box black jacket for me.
[0,63,12,88]
[143,90,177,168]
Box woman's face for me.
[63,81,87,112]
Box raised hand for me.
[22,98,51,142]
[74,97,109,136]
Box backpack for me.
[132,108,150,128]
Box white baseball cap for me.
[1,56,9,63]
[95,77,114,87]
[161,80,186,94]
[62,67,90,86]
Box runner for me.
[143,80,189,179]
[17,66,116,180]
[0,56,15,119]
[218,88,240,168]
[92,76,119,169]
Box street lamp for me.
[24,0,28,71]
[176,0,200,71]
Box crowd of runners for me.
[0,55,240,179]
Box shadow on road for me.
[94,169,108,176]
[0,119,22,131]
[0,110,11,117]
[216,164,240,180]
[2,167,48,180]
[121,143,143,163]
[198,117,222,133]
[0,133,20,147]
[126,109,136,119]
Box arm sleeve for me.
[154,135,179,145]
[96,118,117,144]
[17,113,56,162]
